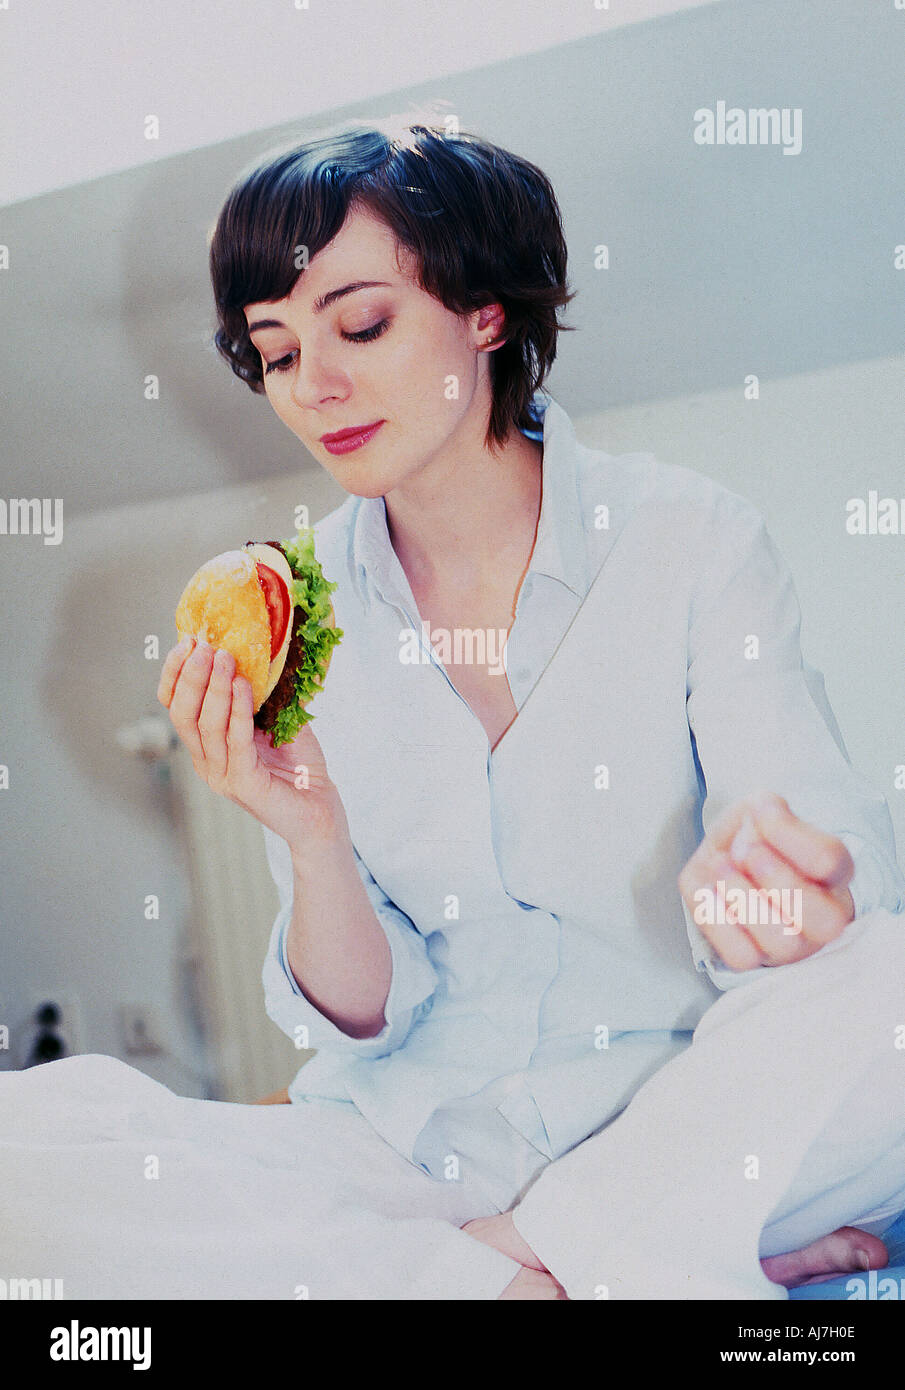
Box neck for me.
[383,409,543,595]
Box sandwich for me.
[174,525,342,747]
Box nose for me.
[287,342,349,412]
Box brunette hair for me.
[208,119,576,453]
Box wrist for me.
[288,785,351,868]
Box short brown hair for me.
[208,120,576,453]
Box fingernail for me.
[856,1248,871,1271]
[730,815,757,864]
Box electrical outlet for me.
[22,995,84,1068]
[118,1006,164,1056]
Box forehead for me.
[242,207,411,321]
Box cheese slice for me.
[244,542,296,702]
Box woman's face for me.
[243,206,502,499]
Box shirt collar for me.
[523,392,590,598]
[352,390,590,608]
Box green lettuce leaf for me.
[267,524,343,747]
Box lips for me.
[320,420,385,454]
[320,421,383,444]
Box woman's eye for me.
[264,352,297,376]
[343,317,390,344]
[263,318,389,376]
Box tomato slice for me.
[255,563,291,660]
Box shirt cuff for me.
[682,895,769,990]
[837,831,905,921]
[261,901,436,1058]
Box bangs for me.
[209,137,367,386]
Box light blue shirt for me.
[261,391,905,1207]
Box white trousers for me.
[1,906,903,1300]
[513,905,905,1299]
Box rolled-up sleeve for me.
[260,824,439,1057]
[682,490,905,990]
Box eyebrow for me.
[246,280,392,333]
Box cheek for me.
[387,320,472,402]
[267,390,294,427]
[264,385,311,443]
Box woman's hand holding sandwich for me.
[157,634,343,851]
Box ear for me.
[472,303,507,349]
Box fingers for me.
[711,792,855,889]
[160,635,260,801]
[680,851,765,971]
[679,791,856,971]
[697,797,753,856]
[156,635,196,707]
[197,648,236,784]
[719,850,812,966]
[730,827,851,953]
[225,672,258,784]
[164,638,216,763]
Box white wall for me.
[1,0,719,206]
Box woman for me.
[5,122,905,1300]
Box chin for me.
[323,463,396,499]
[324,454,413,500]
[343,480,392,499]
